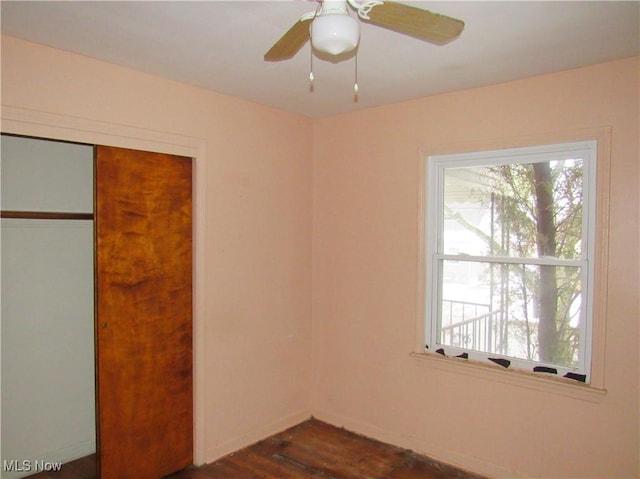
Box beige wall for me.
[2,34,638,478]
[312,57,639,478]
[1,35,314,463]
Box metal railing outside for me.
[441,299,506,354]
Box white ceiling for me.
[1,1,639,118]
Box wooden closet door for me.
[95,146,193,479]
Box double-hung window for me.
[425,141,596,382]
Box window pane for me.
[443,159,584,260]
[439,260,582,368]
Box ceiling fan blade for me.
[365,1,464,45]
[264,17,312,61]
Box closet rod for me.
[1,211,94,220]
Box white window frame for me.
[425,141,597,382]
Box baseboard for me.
[205,409,312,464]
[2,440,96,479]
[312,409,535,479]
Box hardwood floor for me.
[24,419,486,479]
[22,454,95,479]
[167,419,487,479]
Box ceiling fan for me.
[265,0,465,61]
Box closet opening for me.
[1,134,194,479]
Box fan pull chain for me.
[309,46,315,89]
[353,52,359,101]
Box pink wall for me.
[2,34,638,478]
[1,35,314,462]
[312,57,639,478]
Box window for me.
[425,141,596,382]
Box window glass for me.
[442,159,584,260]
[440,261,582,368]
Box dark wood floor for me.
[26,419,486,479]
[22,454,96,479]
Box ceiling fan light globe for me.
[311,14,360,56]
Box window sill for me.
[410,351,606,403]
